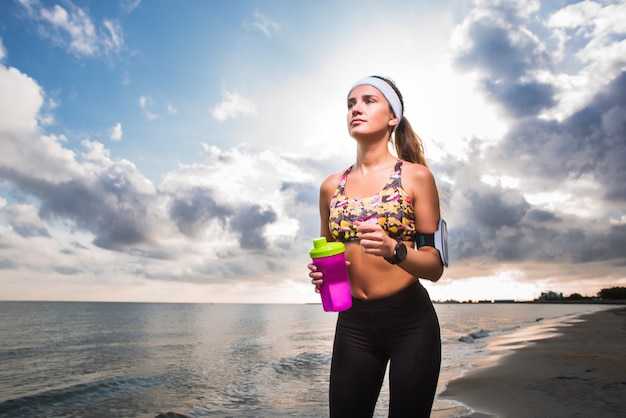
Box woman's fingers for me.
[308,263,323,292]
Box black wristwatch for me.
[385,238,407,264]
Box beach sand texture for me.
[439,307,626,418]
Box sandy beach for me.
[438,306,626,418]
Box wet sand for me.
[438,306,626,418]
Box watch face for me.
[396,241,407,261]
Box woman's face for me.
[347,84,397,137]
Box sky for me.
[0,0,625,304]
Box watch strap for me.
[384,238,406,265]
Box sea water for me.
[0,301,611,417]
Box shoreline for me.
[437,306,626,417]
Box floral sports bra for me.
[329,160,417,242]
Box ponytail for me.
[372,76,429,167]
[394,117,428,167]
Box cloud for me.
[0,58,43,134]
[17,0,124,58]
[495,73,626,202]
[0,38,6,61]
[438,0,626,290]
[120,0,142,14]
[109,122,123,141]
[138,97,178,120]
[138,95,158,120]
[39,4,98,55]
[102,19,124,55]
[544,0,626,120]
[246,9,280,37]
[1,203,50,238]
[0,57,319,285]
[451,0,554,118]
[2,1,624,302]
[211,91,258,121]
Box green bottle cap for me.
[309,237,345,258]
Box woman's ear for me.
[388,113,399,129]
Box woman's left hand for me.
[355,221,395,259]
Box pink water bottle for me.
[310,237,352,312]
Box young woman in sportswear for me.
[308,76,444,418]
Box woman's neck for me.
[354,142,396,172]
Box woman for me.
[308,76,444,417]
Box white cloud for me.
[0,60,43,133]
[2,204,49,238]
[138,95,158,120]
[102,18,124,55]
[0,60,84,183]
[18,1,124,58]
[0,38,6,61]
[109,122,123,141]
[211,91,258,121]
[40,4,98,55]
[247,10,280,37]
[166,103,177,114]
[543,0,626,121]
[121,0,142,13]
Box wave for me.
[0,374,167,417]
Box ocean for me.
[0,301,611,417]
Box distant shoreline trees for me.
[435,287,626,304]
[537,287,626,303]
[598,287,626,300]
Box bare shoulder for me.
[319,170,344,204]
[320,171,343,193]
[401,161,440,231]
[400,161,436,186]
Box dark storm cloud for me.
[495,71,626,201]
[231,204,277,250]
[2,205,50,238]
[10,222,50,238]
[55,266,82,275]
[465,187,530,230]
[442,146,622,266]
[48,184,149,250]
[454,8,554,118]
[5,166,156,251]
[280,181,318,207]
[0,258,17,269]
[484,79,556,118]
[169,187,231,237]
[279,181,320,239]
[444,1,626,274]
[455,23,529,79]
[448,177,534,262]
[169,186,277,251]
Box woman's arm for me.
[357,163,444,282]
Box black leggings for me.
[329,281,441,418]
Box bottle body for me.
[310,237,352,312]
[312,252,352,312]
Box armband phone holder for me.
[417,219,448,267]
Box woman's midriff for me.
[344,241,417,300]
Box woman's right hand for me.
[308,263,324,293]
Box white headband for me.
[348,76,403,126]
